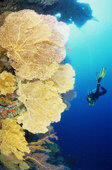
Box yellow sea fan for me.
[0,10,52,73]
[0,10,69,80]
[50,63,75,93]
[0,118,30,160]
[0,45,6,56]
[0,11,12,27]
[0,10,51,52]
[14,61,59,81]
[0,11,12,56]
[0,71,17,95]
[0,154,29,170]
[17,80,66,133]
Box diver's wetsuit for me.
[87,83,107,104]
[87,67,107,106]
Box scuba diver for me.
[87,67,107,106]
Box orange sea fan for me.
[26,153,65,170]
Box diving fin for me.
[96,67,106,83]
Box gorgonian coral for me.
[0,9,75,169]
[0,71,17,95]
[0,118,30,160]
[0,154,29,170]
[0,45,5,56]
[16,63,75,134]
[0,9,69,80]
[50,63,75,93]
[0,11,11,56]
[25,132,66,169]
[0,11,12,27]
[17,80,67,133]
[15,61,59,81]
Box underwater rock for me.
[28,0,59,6]
[0,0,93,27]
[22,0,93,27]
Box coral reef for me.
[0,11,12,56]
[0,10,69,80]
[0,11,11,27]
[0,71,17,95]
[16,63,75,133]
[0,45,5,56]
[0,96,26,119]
[0,131,67,169]
[25,132,66,169]
[50,63,75,93]
[0,9,75,170]
[0,118,30,160]
[0,0,92,27]
[15,61,59,81]
[28,132,58,152]
[27,153,65,169]
[0,55,12,73]
[62,89,77,110]
[0,0,19,13]
[19,0,93,27]
[17,80,67,133]
[0,153,29,170]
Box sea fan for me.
[0,9,69,80]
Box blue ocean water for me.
[53,0,112,170]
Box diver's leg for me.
[99,86,107,96]
[97,77,102,83]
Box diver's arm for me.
[99,86,107,96]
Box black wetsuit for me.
[87,83,107,104]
